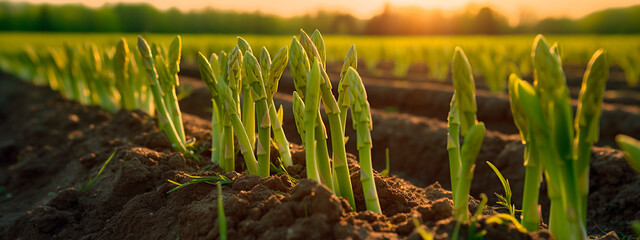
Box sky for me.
[10,0,639,24]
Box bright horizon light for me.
[8,0,640,25]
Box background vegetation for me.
[1,2,639,35]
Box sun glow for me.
[9,0,640,22]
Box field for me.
[1,32,639,239]
[2,32,640,91]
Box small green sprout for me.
[486,161,515,216]
[412,218,434,240]
[81,148,117,192]
[166,174,232,194]
[217,181,227,240]
[381,148,390,177]
[468,193,488,240]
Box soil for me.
[0,75,557,239]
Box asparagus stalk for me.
[218,50,228,81]
[47,48,72,99]
[301,29,356,208]
[24,47,47,86]
[292,91,307,146]
[616,135,640,173]
[219,47,244,171]
[237,37,253,54]
[198,52,223,165]
[63,44,83,103]
[217,78,258,175]
[453,122,485,222]
[114,38,137,110]
[345,67,381,214]
[532,35,586,240]
[314,115,334,191]
[80,43,118,113]
[136,36,187,154]
[243,52,271,177]
[299,29,322,66]
[259,47,271,81]
[238,38,255,150]
[338,45,357,133]
[228,46,243,112]
[289,37,310,100]
[310,30,327,67]
[165,36,186,144]
[507,74,543,231]
[302,62,323,183]
[290,37,321,183]
[293,91,325,184]
[574,49,608,223]
[512,75,569,237]
[447,47,484,222]
[129,47,154,114]
[264,46,294,167]
[299,29,335,191]
[155,54,186,144]
[210,51,225,165]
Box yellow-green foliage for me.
[3,34,639,88]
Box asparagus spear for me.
[345,67,381,214]
[573,49,608,223]
[198,52,223,165]
[264,46,294,167]
[238,37,256,150]
[243,52,271,177]
[217,77,258,175]
[136,36,187,154]
[301,29,356,208]
[447,47,484,222]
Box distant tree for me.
[332,13,357,34]
[578,5,640,34]
[37,4,53,31]
[1,1,638,35]
[365,3,393,35]
[474,7,496,34]
[535,18,578,34]
[0,2,10,30]
[473,7,509,34]
[112,3,160,32]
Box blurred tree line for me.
[0,1,638,34]
[0,2,361,34]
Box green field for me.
[2,32,639,90]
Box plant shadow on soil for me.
[0,70,636,239]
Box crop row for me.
[2,33,640,92]
[2,31,640,239]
